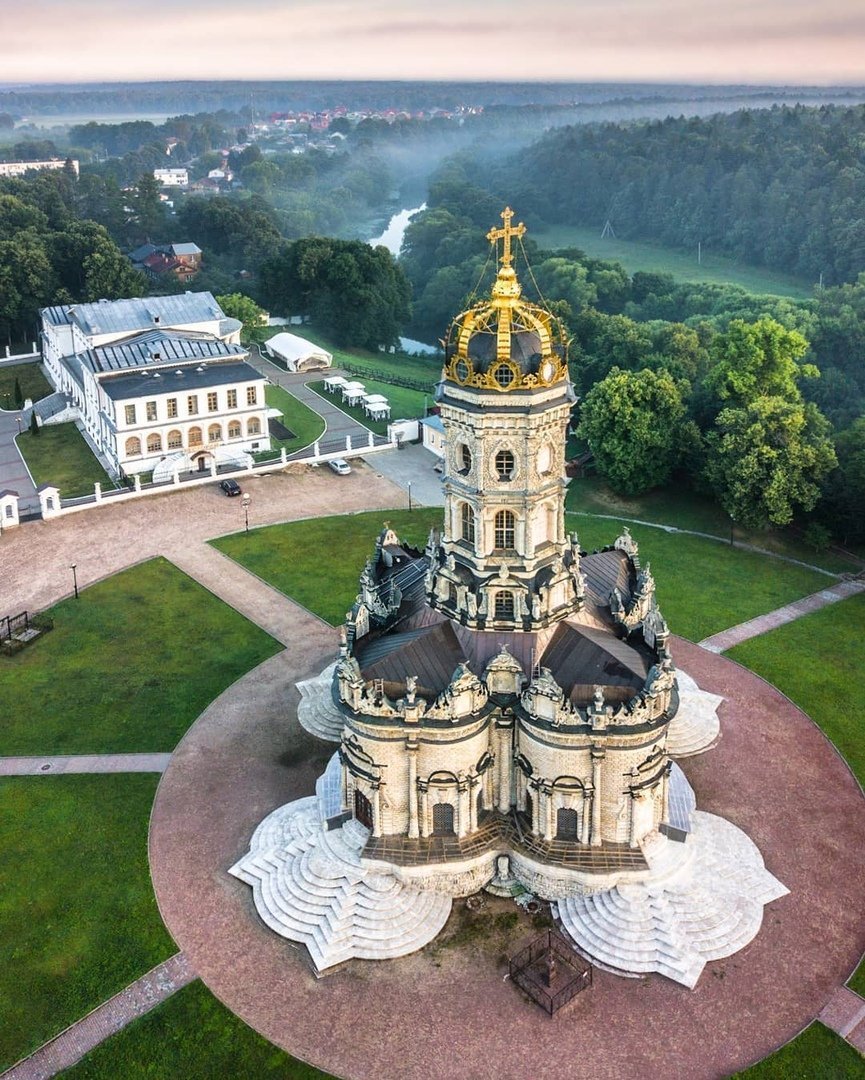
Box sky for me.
[1,0,865,85]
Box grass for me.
[0,360,52,410]
[726,591,865,804]
[0,557,281,755]
[309,377,429,436]
[15,422,114,499]
[211,508,442,625]
[566,475,859,575]
[534,223,813,300]
[265,384,325,451]
[211,506,827,642]
[0,775,175,1072]
[733,1022,865,1078]
[298,326,443,387]
[63,980,329,1080]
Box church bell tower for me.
[426,208,583,632]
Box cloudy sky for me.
[1,0,864,84]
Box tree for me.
[132,172,166,241]
[577,367,690,495]
[216,293,267,337]
[705,317,816,406]
[704,397,836,529]
[818,417,865,544]
[13,376,23,409]
[29,411,39,437]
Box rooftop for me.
[67,292,224,338]
[99,360,262,402]
[83,330,245,375]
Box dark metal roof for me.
[99,361,262,402]
[69,292,223,337]
[540,621,650,705]
[581,548,633,610]
[85,330,245,374]
[358,621,466,699]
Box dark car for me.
[220,478,242,497]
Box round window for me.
[493,363,515,389]
[455,358,470,383]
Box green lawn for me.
[15,423,114,499]
[734,1022,865,1078]
[212,508,442,625]
[0,361,52,410]
[309,377,429,436]
[0,775,175,1072]
[211,507,827,642]
[63,980,329,1080]
[566,475,858,575]
[265,384,325,451]
[0,557,281,755]
[298,326,443,387]
[534,224,813,300]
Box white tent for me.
[341,381,366,405]
[323,375,348,393]
[265,332,332,372]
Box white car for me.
[328,458,352,476]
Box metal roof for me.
[83,330,245,374]
[42,305,72,327]
[99,360,262,402]
[68,292,224,337]
[170,243,202,256]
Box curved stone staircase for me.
[230,798,452,973]
[666,670,722,757]
[554,811,788,988]
[296,662,344,742]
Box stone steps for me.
[552,811,788,989]
[296,663,343,743]
[230,798,452,972]
[666,672,723,758]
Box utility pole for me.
[698,241,702,265]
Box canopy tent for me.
[265,332,332,372]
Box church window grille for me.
[146,433,162,453]
[494,509,515,550]
[432,802,455,835]
[354,789,373,829]
[557,807,579,840]
[495,591,515,619]
[125,436,141,457]
[495,449,515,480]
[167,429,183,450]
[493,362,515,388]
[461,503,475,544]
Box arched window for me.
[228,420,242,440]
[125,436,141,457]
[459,443,472,473]
[247,417,261,436]
[461,502,475,544]
[146,433,162,453]
[494,509,515,550]
[208,424,222,444]
[557,807,579,840]
[188,426,203,447]
[495,449,515,480]
[167,429,183,450]
[494,591,515,619]
[432,802,455,836]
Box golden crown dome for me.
[443,207,568,392]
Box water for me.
[399,337,440,356]
[368,204,425,256]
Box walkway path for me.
[0,406,37,516]
[0,753,171,776]
[0,953,195,1080]
[819,985,865,1053]
[698,579,865,653]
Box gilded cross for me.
[486,206,525,268]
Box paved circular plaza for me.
[149,634,865,1080]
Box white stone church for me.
[40,292,269,479]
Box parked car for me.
[328,458,352,476]
[220,478,242,496]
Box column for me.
[543,787,554,842]
[497,722,512,812]
[629,792,640,848]
[531,782,541,834]
[591,750,604,846]
[345,435,352,451]
[458,782,470,838]
[579,790,591,844]
[372,786,382,838]
[407,744,419,839]
[94,482,102,502]
[469,777,478,832]
[419,786,430,838]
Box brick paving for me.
[819,985,865,1038]
[149,634,865,1080]
[698,578,865,653]
[0,953,195,1080]
[0,753,171,776]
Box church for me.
[232,210,786,988]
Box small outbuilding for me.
[265,332,332,372]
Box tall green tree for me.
[706,317,816,406]
[577,367,691,495]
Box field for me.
[15,422,114,499]
[0,557,281,755]
[0,361,52,409]
[534,224,813,299]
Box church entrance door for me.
[432,802,455,835]
[354,788,373,829]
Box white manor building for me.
[41,293,269,480]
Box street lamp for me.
[242,492,251,534]
[70,563,79,600]
[15,416,22,434]
[407,481,413,513]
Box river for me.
[369,204,439,356]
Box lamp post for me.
[729,513,735,547]
[70,563,79,600]
[407,481,413,513]
[15,416,22,435]
[242,492,251,534]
